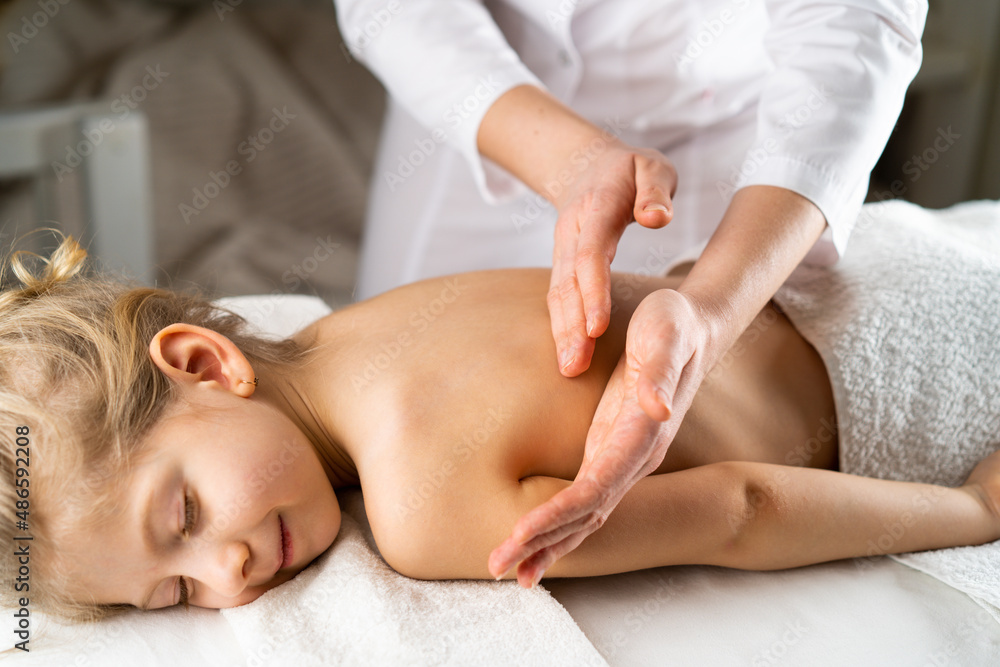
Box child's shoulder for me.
[373,268,553,312]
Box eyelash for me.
[182,493,196,539]
[178,577,190,609]
[178,492,196,607]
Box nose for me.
[187,538,249,599]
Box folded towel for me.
[217,296,607,666]
[771,199,1000,623]
[220,490,607,666]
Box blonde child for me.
[1,231,998,619]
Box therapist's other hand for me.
[476,85,677,377]
[489,288,716,587]
[549,142,678,378]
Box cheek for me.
[271,441,341,545]
[231,441,309,502]
[265,437,317,489]
[309,478,342,562]
[303,474,341,551]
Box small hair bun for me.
[5,231,88,292]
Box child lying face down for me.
[2,233,999,618]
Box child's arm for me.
[381,452,1000,585]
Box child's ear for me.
[149,323,256,396]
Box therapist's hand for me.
[477,85,678,376]
[487,186,827,587]
[547,143,678,377]
[488,288,716,587]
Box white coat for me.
[335,0,927,298]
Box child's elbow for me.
[710,461,783,568]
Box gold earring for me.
[239,377,259,387]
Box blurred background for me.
[0,0,998,304]
[0,0,383,306]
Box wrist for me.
[477,84,615,203]
[675,286,735,369]
[961,483,1000,541]
[676,187,827,359]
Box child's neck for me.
[256,347,361,489]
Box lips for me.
[279,516,293,571]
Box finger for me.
[574,210,620,343]
[489,514,592,577]
[584,354,667,489]
[488,512,594,579]
[515,528,594,588]
[496,375,663,580]
[512,477,604,546]
[632,153,677,230]
[578,354,630,474]
[490,479,609,580]
[491,363,634,579]
[549,274,595,377]
[635,332,690,422]
[586,402,661,492]
[548,215,589,377]
[517,513,595,558]
[511,375,626,581]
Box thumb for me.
[632,153,676,230]
[635,343,684,422]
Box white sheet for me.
[547,560,1000,665]
[15,554,999,666]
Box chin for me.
[197,587,271,610]
[288,511,341,577]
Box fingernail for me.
[643,204,669,213]
[586,314,598,337]
[495,569,510,581]
[530,570,544,588]
[560,347,577,373]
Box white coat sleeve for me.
[333,0,543,202]
[738,0,926,258]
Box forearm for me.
[477,84,610,204]
[679,185,827,360]
[717,461,998,571]
[517,459,996,581]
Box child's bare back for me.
[294,268,845,579]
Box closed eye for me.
[178,491,197,607]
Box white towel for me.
[217,296,607,667]
[771,199,1000,623]
[220,490,607,666]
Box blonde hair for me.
[0,232,311,622]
